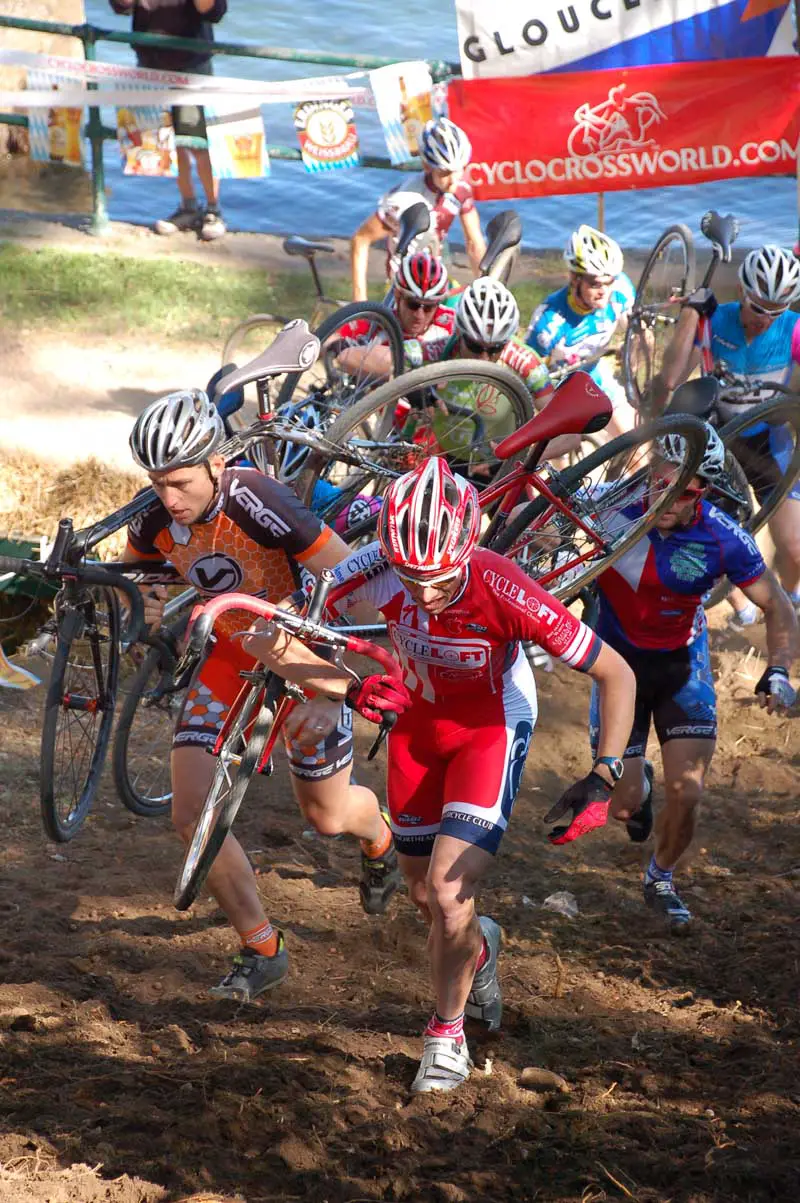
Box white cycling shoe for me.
[411,1035,472,1094]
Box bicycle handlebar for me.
[0,554,149,644]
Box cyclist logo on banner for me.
[567,84,666,159]
[294,99,360,172]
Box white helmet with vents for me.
[656,423,727,486]
[739,244,800,307]
[130,388,225,472]
[456,277,520,348]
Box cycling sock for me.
[239,920,279,958]
[475,936,489,973]
[425,1011,465,1041]
[645,856,673,886]
[787,590,800,607]
[733,601,758,625]
[360,814,392,860]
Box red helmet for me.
[378,457,480,582]
[394,249,449,302]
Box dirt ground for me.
[0,624,798,1203]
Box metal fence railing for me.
[0,14,456,234]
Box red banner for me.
[448,56,800,199]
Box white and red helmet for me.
[378,457,480,582]
[394,249,449,301]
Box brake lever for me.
[367,710,397,761]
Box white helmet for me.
[656,423,727,487]
[419,117,472,172]
[456,278,520,348]
[130,388,225,472]
[739,244,800,307]
[564,224,624,278]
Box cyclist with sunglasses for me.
[654,244,800,621]
[584,425,797,935]
[250,456,635,1094]
[350,116,486,303]
[525,225,636,439]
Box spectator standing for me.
[109,0,227,240]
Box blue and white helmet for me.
[419,117,472,172]
[251,402,325,484]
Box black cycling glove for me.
[681,287,718,320]
[544,771,613,846]
[754,665,796,709]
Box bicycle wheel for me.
[295,360,534,522]
[39,587,120,842]
[623,225,696,414]
[703,397,800,610]
[491,415,708,602]
[174,679,278,912]
[221,313,293,367]
[274,301,405,416]
[112,614,191,818]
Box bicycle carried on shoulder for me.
[172,569,402,911]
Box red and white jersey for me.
[377,173,476,278]
[329,543,600,704]
[339,295,455,351]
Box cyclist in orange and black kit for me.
[124,389,402,1002]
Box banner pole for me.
[795,0,800,252]
[597,193,605,232]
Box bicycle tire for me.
[39,587,120,842]
[703,396,800,610]
[274,301,405,413]
[624,224,696,413]
[221,313,293,367]
[491,414,708,601]
[174,680,277,912]
[295,360,534,517]
[112,612,191,818]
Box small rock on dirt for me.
[519,1066,570,1093]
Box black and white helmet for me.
[130,388,225,472]
[419,117,472,172]
[456,278,520,347]
[656,423,727,486]
[739,244,800,307]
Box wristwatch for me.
[593,756,624,785]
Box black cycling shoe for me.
[359,837,401,915]
[626,759,654,843]
[643,879,692,934]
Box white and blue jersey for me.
[525,273,635,406]
[706,301,800,422]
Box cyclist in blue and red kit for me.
[586,425,797,934]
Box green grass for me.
[0,243,551,342]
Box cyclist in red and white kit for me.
[350,116,486,302]
[248,457,635,1095]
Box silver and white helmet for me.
[130,388,225,472]
[656,423,727,486]
[739,244,800,307]
[419,117,472,172]
[456,277,520,347]
[564,224,624,278]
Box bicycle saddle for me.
[282,235,335,257]
[480,210,522,273]
[494,371,612,460]
[700,210,740,263]
[665,376,719,420]
[395,201,431,257]
[213,320,320,396]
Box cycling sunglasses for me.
[578,274,615,289]
[397,293,440,313]
[393,566,462,588]
[650,471,705,501]
[461,333,506,356]
[745,294,788,318]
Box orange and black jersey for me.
[126,467,332,638]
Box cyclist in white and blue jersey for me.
[654,244,800,619]
[526,225,636,438]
